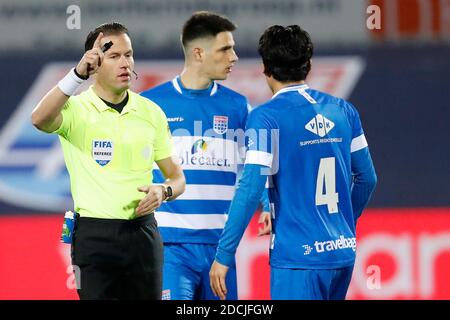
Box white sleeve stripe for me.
[351,134,368,153]
[245,150,273,167]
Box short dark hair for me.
[258,25,314,82]
[181,11,236,47]
[84,22,129,52]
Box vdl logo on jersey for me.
[305,114,335,137]
[92,140,113,166]
[213,115,228,134]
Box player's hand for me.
[257,211,272,236]
[209,260,229,300]
[75,32,105,78]
[136,185,165,216]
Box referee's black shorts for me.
[71,213,163,300]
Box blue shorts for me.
[162,243,238,300]
[271,265,354,300]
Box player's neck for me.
[93,82,128,104]
[179,69,213,90]
[271,80,306,95]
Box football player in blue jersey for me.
[210,25,377,300]
[141,11,271,300]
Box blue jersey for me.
[245,84,369,269]
[140,76,249,244]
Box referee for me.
[31,23,186,300]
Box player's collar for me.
[171,76,218,97]
[272,84,309,99]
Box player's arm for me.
[236,164,271,236]
[136,156,186,216]
[210,163,267,299]
[351,147,377,221]
[238,102,272,236]
[31,33,105,133]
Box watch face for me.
[166,186,173,197]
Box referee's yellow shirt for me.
[54,86,173,220]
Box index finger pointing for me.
[93,32,104,49]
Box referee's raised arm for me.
[29,22,185,300]
[31,32,105,133]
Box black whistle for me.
[101,41,113,53]
[87,41,114,75]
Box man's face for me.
[201,31,238,81]
[95,33,134,93]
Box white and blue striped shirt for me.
[141,76,251,243]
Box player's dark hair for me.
[258,25,314,82]
[181,11,236,47]
[84,22,129,52]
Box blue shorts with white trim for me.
[162,243,238,300]
[270,265,354,300]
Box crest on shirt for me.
[92,140,114,166]
[162,289,171,300]
[213,115,228,134]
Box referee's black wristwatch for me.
[162,185,173,201]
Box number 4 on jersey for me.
[315,157,339,214]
